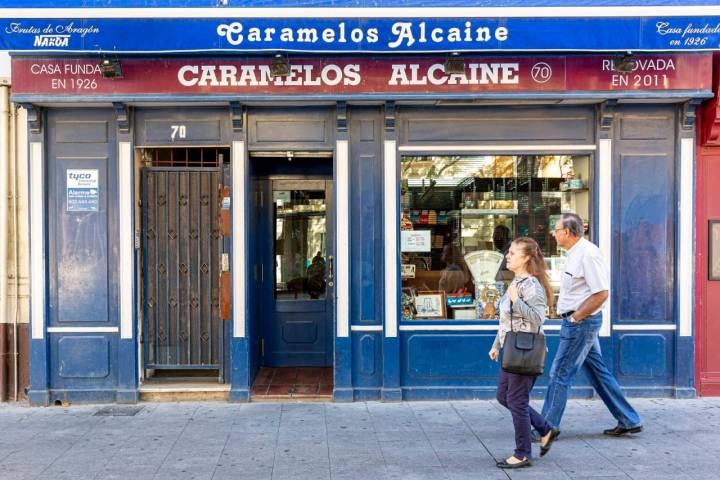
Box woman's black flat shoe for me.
[496,457,531,469]
[540,428,561,457]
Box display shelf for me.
[461,208,519,216]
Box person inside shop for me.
[493,224,514,282]
[489,237,560,469]
[306,252,326,299]
[538,213,642,439]
[438,243,469,295]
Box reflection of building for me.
[0,2,716,403]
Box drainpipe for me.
[10,97,19,401]
[0,83,8,401]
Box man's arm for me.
[571,290,608,322]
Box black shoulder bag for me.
[500,280,547,376]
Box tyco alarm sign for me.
[67,169,99,212]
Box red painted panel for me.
[11,54,712,96]
[697,59,720,395]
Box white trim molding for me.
[399,145,597,153]
[118,142,134,339]
[612,324,677,331]
[3,7,719,19]
[598,138,612,337]
[336,139,350,338]
[679,137,694,337]
[30,142,45,340]
[232,141,246,338]
[351,325,383,332]
[384,140,398,338]
[398,324,561,331]
[47,327,120,334]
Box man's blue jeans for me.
[541,314,641,429]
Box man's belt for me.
[560,311,576,319]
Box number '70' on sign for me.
[170,125,187,140]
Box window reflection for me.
[274,189,327,300]
[400,155,591,320]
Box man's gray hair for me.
[560,213,585,237]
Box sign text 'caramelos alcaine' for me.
[216,21,508,49]
[178,62,519,87]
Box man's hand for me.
[573,290,609,321]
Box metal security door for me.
[142,167,223,377]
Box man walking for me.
[542,213,642,436]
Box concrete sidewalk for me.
[0,398,718,480]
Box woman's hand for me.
[489,347,499,361]
[508,284,518,302]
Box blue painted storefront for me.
[2,2,712,404]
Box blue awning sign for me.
[2,16,720,53]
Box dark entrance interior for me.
[139,147,230,382]
[249,154,334,397]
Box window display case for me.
[400,154,591,320]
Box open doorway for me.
[248,154,334,399]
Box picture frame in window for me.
[414,291,447,319]
[710,220,720,280]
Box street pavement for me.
[0,397,718,480]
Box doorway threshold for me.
[140,381,230,402]
[251,367,333,402]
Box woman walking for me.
[489,237,560,469]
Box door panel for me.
[261,179,334,367]
[142,168,223,374]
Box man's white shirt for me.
[556,238,610,316]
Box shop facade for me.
[1,4,718,404]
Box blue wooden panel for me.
[352,332,382,388]
[57,336,110,379]
[145,119,222,143]
[400,331,592,389]
[47,109,118,329]
[398,106,595,145]
[613,106,676,326]
[349,107,384,326]
[613,332,674,389]
[617,334,668,378]
[50,334,117,390]
[54,121,108,143]
[247,108,334,150]
[54,157,110,323]
[617,153,673,322]
[351,332,382,390]
[403,333,499,384]
[135,107,231,147]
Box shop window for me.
[400,155,591,321]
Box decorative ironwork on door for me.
[142,168,222,374]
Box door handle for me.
[327,255,334,280]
